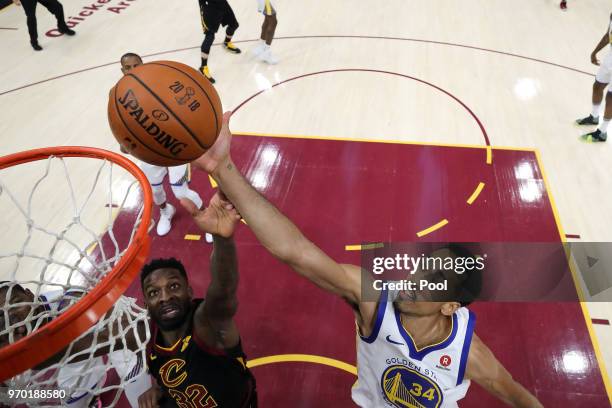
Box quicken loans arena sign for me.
[46,0,137,37]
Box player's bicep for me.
[466,335,520,404]
[286,239,361,303]
[194,302,240,350]
[203,282,239,320]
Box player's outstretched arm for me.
[465,334,543,408]
[181,192,241,349]
[192,113,362,306]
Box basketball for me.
[107,60,222,167]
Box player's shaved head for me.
[120,52,143,75]
[0,281,27,295]
[0,282,38,347]
[141,258,188,286]
[0,282,30,303]
[393,244,483,317]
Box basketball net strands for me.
[0,147,153,407]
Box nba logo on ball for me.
[107,60,222,167]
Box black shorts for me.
[200,0,238,33]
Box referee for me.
[198,0,241,84]
[12,0,75,51]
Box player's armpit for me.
[465,335,543,408]
[193,309,240,351]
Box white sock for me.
[598,118,610,133]
[259,39,266,46]
[160,203,173,217]
[592,104,601,118]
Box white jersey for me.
[39,290,149,408]
[36,290,107,407]
[352,289,476,408]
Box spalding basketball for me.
[107,60,222,167]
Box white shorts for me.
[257,0,275,15]
[595,49,612,84]
[139,162,189,187]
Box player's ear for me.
[440,302,460,316]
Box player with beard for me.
[137,191,257,408]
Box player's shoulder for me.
[455,305,475,319]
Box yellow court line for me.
[246,354,357,376]
[535,149,585,301]
[486,145,492,164]
[466,182,485,205]
[208,174,218,188]
[345,243,384,251]
[534,149,612,403]
[235,131,535,152]
[184,234,201,241]
[416,219,449,237]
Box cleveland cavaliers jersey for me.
[352,289,476,408]
[148,299,257,407]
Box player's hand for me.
[192,111,233,176]
[180,191,241,238]
[137,384,162,408]
[12,0,21,5]
[591,52,600,66]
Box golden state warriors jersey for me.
[147,299,257,408]
[352,289,476,408]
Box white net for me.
[0,152,151,407]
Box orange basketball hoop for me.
[0,146,152,384]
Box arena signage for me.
[45,0,137,37]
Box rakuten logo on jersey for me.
[436,355,452,371]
